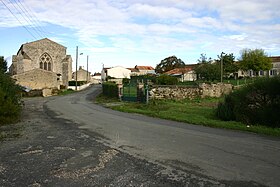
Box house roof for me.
[127,68,139,72]
[270,56,280,63]
[135,65,154,70]
[165,67,193,75]
[184,64,197,69]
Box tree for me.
[239,49,272,75]
[155,56,185,74]
[194,54,220,81]
[0,56,22,124]
[0,56,8,73]
[217,53,238,78]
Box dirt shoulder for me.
[0,97,214,187]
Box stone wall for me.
[13,68,59,90]
[149,83,233,100]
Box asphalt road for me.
[44,85,280,187]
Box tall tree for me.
[155,56,185,74]
[0,56,8,73]
[239,49,272,74]
[217,53,238,77]
[194,54,220,81]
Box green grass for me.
[97,95,280,137]
[58,89,76,96]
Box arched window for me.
[40,62,43,69]
[39,53,52,71]
[48,62,51,71]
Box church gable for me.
[25,38,66,49]
[10,38,72,90]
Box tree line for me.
[155,48,273,81]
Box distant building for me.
[9,38,72,90]
[91,72,102,84]
[101,66,131,82]
[236,56,280,78]
[269,56,280,76]
[72,66,91,82]
[134,65,155,75]
[165,66,197,82]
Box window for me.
[48,62,51,71]
[39,53,52,71]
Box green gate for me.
[121,83,148,103]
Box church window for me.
[48,62,51,71]
[39,53,52,71]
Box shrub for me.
[156,74,178,85]
[216,76,280,127]
[68,81,87,86]
[102,82,118,98]
[0,72,22,125]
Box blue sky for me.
[1,0,280,73]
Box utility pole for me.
[220,52,224,83]
[87,55,89,83]
[75,46,78,91]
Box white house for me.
[236,56,280,78]
[101,66,131,81]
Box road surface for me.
[45,85,280,187]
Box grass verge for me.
[58,89,76,96]
[96,94,280,137]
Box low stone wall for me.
[150,85,200,100]
[200,83,232,98]
[149,83,233,100]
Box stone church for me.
[9,38,72,90]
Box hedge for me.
[216,76,280,128]
[102,82,118,98]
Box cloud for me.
[1,0,280,69]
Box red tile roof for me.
[165,67,193,75]
[135,66,154,70]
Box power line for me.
[15,0,49,37]
[13,0,46,38]
[7,0,44,38]
[0,0,37,39]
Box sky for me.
[0,0,280,74]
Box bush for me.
[68,81,87,86]
[102,82,118,98]
[216,76,280,127]
[156,74,178,85]
[0,73,22,125]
